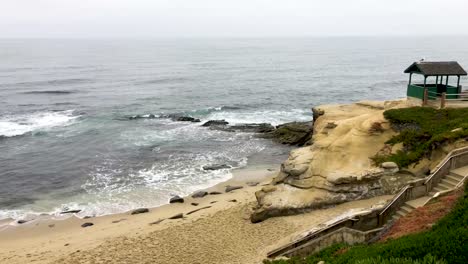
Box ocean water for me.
[1,37,468,220]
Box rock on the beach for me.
[203,164,231,171]
[191,191,208,198]
[17,220,28,224]
[169,195,184,203]
[246,182,259,187]
[202,120,229,127]
[168,213,183,220]
[209,191,222,195]
[225,185,243,193]
[81,222,94,228]
[131,208,149,215]
[191,202,199,206]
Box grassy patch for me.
[264,183,468,264]
[371,107,468,168]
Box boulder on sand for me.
[225,185,243,193]
[192,191,208,198]
[131,208,149,215]
[169,195,184,203]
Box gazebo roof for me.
[404,61,467,76]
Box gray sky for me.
[2,0,468,38]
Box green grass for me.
[264,183,468,264]
[371,107,468,168]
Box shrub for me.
[372,107,468,167]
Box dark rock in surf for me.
[192,191,208,198]
[203,164,231,171]
[225,185,243,193]
[169,195,184,204]
[202,120,229,127]
[131,208,149,215]
[60,209,82,214]
[176,116,201,122]
[228,123,275,133]
[262,121,313,146]
[81,222,94,228]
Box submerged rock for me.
[203,164,231,170]
[169,195,184,203]
[131,208,149,215]
[176,116,201,122]
[202,120,229,127]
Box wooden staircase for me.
[393,165,468,220]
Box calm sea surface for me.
[1,37,468,220]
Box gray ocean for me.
[1,37,468,220]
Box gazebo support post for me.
[441,92,446,108]
[409,73,412,85]
[423,88,428,106]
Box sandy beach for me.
[0,165,392,264]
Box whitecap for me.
[0,110,80,137]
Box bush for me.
[372,107,468,168]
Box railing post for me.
[441,92,446,108]
[423,88,428,106]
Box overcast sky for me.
[2,0,468,38]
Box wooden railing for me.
[268,146,468,259]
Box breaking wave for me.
[0,110,81,137]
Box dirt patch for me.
[380,190,462,242]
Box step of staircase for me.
[433,187,447,193]
[450,165,468,178]
[437,183,453,190]
[399,205,413,214]
[395,210,407,218]
[441,178,458,187]
[446,174,464,182]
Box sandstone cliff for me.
[251,100,417,222]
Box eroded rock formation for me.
[251,100,417,222]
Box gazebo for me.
[405,61,467,107]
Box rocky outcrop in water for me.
[251,100,417,223]
[262,122,313,146]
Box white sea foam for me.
[206,108,312,126]
[0,110,80,137]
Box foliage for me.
[371,107,468,168]
[265,184,468,264]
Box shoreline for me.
[0,163,393,264]
[0,163,281,225]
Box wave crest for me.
[0,110,80,137]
